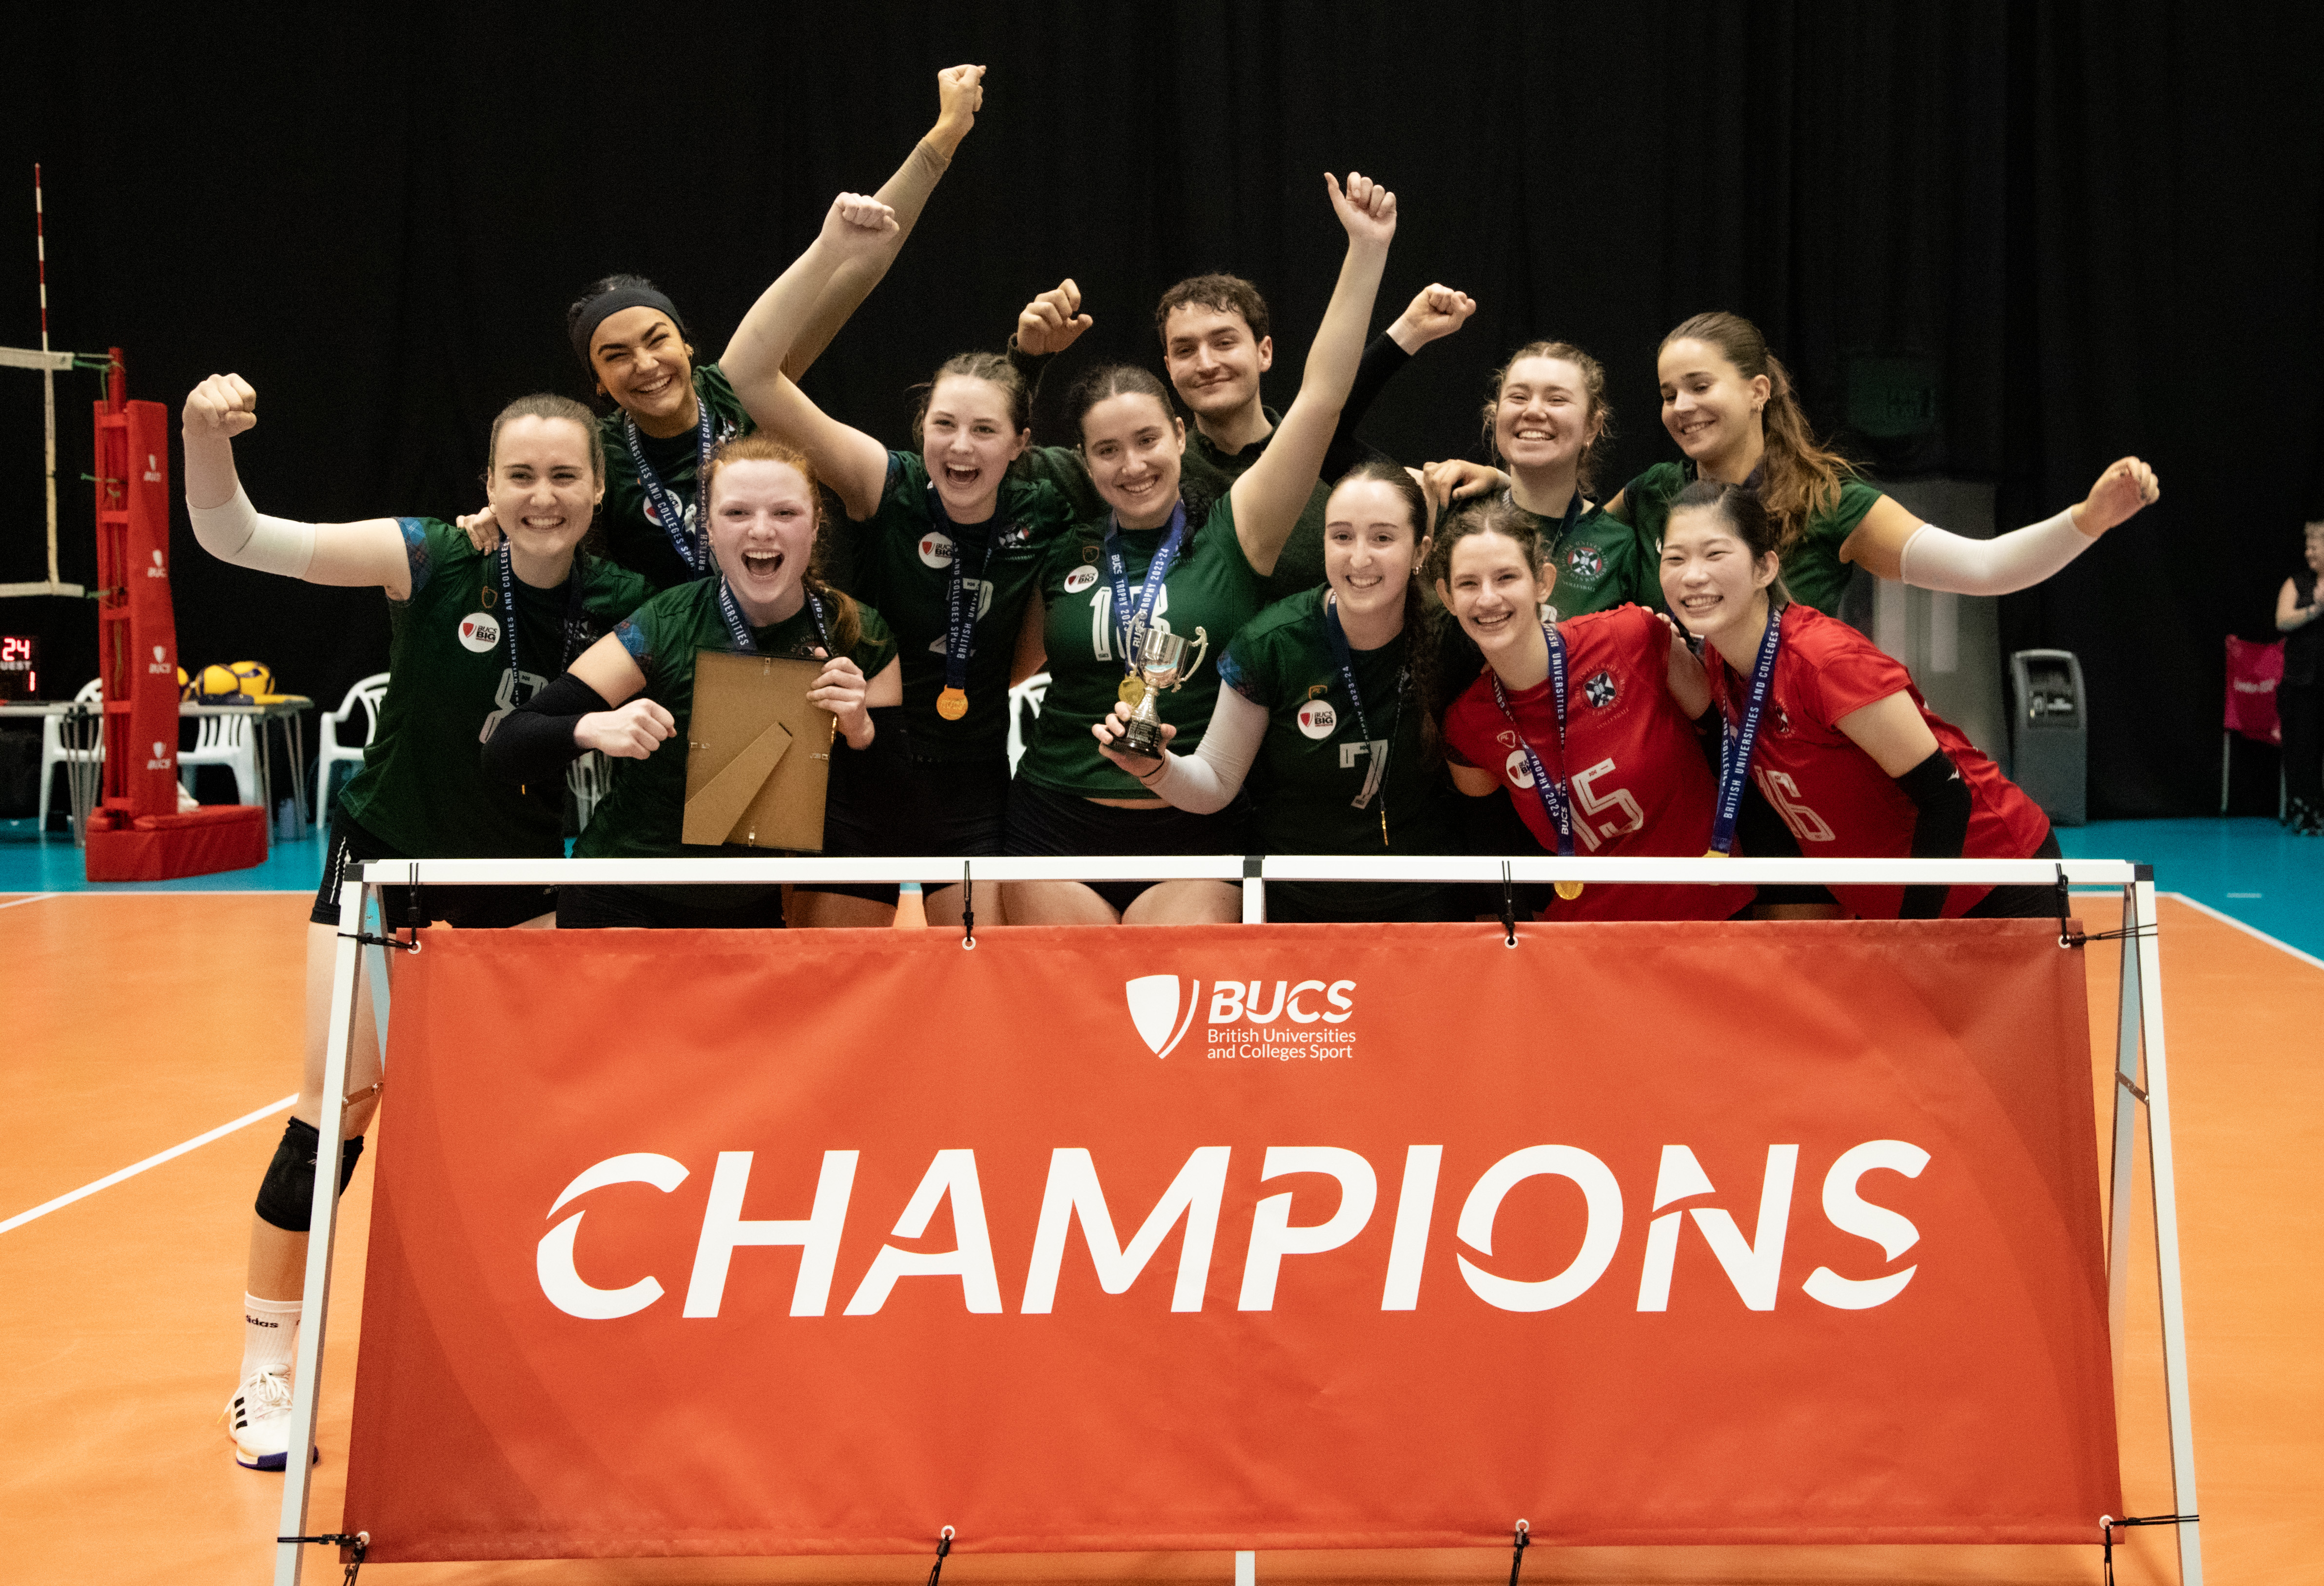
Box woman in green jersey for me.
[725,248,1074,930]
[181,374,649,1470]
[485,431,900,928]
[465,65,990,590]
[1089,460,1461,921]
[1004,171,1402,925]
[1604,310,2161,614]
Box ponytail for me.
[1660,312,1854,556]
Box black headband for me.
[570,286,689,368]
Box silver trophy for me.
[1120,626,1190,758]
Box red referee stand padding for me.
[79,358,265,881]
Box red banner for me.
[346,920,2118,1563]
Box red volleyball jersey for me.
[1442,604,1750,922]
[1704,602,2051,918]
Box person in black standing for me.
[2277,519,2324,834]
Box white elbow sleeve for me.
[1896,510,2090,598]
[186,484,316,579]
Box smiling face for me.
[1494,355,1600,474]
[588,307,697,429]
[1080,390,1186,530]
[2306,524,2324,574]
[1324,478,1426,627]
[921,374,1030,524]
[1161,303,1273,424]
[706,458,818,622]
[1437,529,1553,658]
[1659,503,1780,643]
[1657,337,1769,471]
[487,415,602,560]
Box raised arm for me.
[182,374,411,595]
[722,195,904,519]
[1230,172,1397,575]
[720,193,901,424]
[1857,456,2163,590]
[773,65,986,380]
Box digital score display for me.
[0,635,37,701]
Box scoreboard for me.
[0,635,37,701]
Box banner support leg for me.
[2130,874,2203,1584]
[1241,857,1264,924]
[272,876,372,1586]
[2107,882,2141,1354]
[1235,1551,1255,1586]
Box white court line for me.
[2164,890,2324,973]
[0,1094,297,1235]
[0,892,59,909]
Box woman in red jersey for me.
[1660,479,2057,919]
[1429,496,1750,922]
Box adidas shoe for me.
[225,1365,293,1470]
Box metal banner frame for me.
[273,854,2199,1586]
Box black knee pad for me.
[253,1118,368,1233]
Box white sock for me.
[241,1295,300,1381]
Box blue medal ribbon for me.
[1489,621,1576,856]
[1321,595,1405,839]
[930,483,995,707]
[1707,603,1785,855]
[1104,500,1190,674]
[623,397,716,577]
[494,543,586,703]
[714,579,833,659]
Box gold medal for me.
[1117,676,1145,707]
[1554,879,1585,901]
[936,687,969,721]
[1703,848,1729,859]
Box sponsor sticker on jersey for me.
[1584,670,1618,708]
[458,612,501,653]
[1504,749,1536,789]
[918,530,955,569]
[1063,565,1099,595]
[1296,700,1338,740]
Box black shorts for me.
[1263,880,1463,924]
[309,811,556,930]
[1003,776,1251,915]
[1960,827,2065,918]
[556,883,786,930]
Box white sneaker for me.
[225,1366,293,1470]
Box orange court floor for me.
[0,890,2315,1586]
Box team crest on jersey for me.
[1063,565,1100,595]
[1583,670,1617,708]
[1773,703,1794,735]
[1566,544,1604,580]
[1296,700,1338,740]
[918,530,955,568]
[457,612,501,653]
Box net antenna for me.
[0,164,109,600]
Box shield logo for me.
[918,531,955,569]
[1125,975,1200,1058]
[1584,670,1617,708]
[1296,700,1338,740]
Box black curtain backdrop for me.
[4,2,2320,816]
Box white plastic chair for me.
[37,678,104,830]
[316,671,389,815]
[179,711,260,807]
[1007,672,1051,774]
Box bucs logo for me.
[1296,700,1338,740]
[1583,670,1617,708]
[918,530,955,569]
[1566,544,1604,580]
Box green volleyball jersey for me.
[1188,411,1342,606]
[335,519,650,857]
[1612,460,1882,617]
[1017,494,1266,799]
[573,579,898,861]
[1216,588,1458,855]
[598,362,754,592]
[1496,491,1660,619]
[845,452,1073,759]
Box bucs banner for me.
[345,919,2119,1563]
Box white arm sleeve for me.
[185,483,317,579]
[1895,509,2091,598]
[1145,686,1268,814]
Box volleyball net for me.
[272,855,2200,1586]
